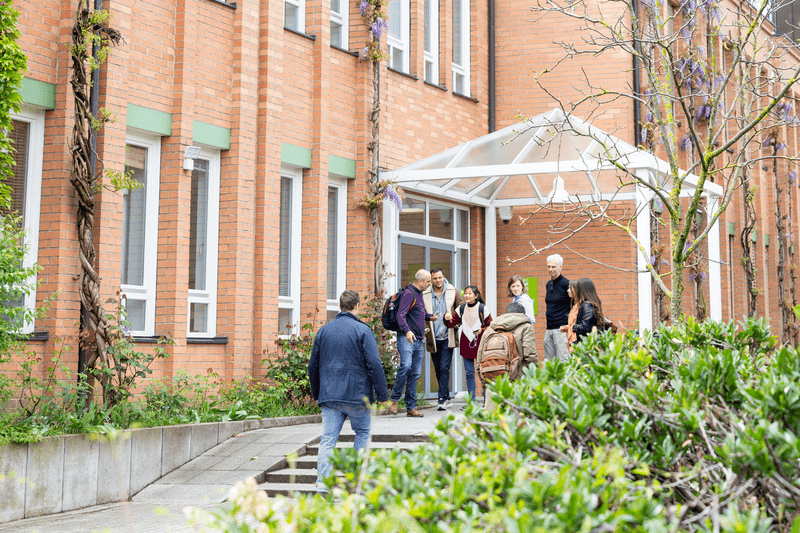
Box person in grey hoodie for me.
[477,301,539,411]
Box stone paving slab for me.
[131,483,231,504]
[0,502,210,532]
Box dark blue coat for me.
[308,312,389,406]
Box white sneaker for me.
[437,403,446,411]
[443,399,452,409]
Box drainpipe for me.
[78,0,103,400]
[632,0,641,145]
[488,0,496,132]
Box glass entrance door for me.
[398,237,456,400]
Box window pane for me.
[428,203,454,239]
[122,145,148,286]
[3,120,29,220]
[285,2,299,30]
[327,310,338,323]
[388,0,401,39]
[400,242,425,286]
[429,248,452,281]
[331,0,340,14]
[189,159,209,291]
[331,21,342,47]
[453,0,462,65]
[189,302,208,333]
[278,308,293,332]
[279,177,292,297]
[125,299,146,332]
[458,208,469,242]
[391,48,404,71]
[424,0,431,53]
[327,187,338,300]
[399,198,425,234]
[455,73,464,94]
[425,61,433,83]
[458,248,469,288]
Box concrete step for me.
[287,457,318,469]
[338,433,431,443]
[306,441,423,455]
[264,468,317,484]
[257,482,317,497]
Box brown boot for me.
[406,409,424,418]
[388,401,398,415]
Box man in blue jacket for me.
[308,289,388,494]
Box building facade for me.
[7,0,800,398]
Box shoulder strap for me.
[458,303,466,316]
[479,303,485,324]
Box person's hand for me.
[559,325,568,333]
[431,312,439,322]
[406,330,416,343]
[444,312,452,322]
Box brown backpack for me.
[478,327,521,382]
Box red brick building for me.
[8,0,800,399]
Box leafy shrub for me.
[264,320,318,406]
[187,318,800,532]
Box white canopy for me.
[382,108,722,206]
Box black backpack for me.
[382,287,416,332]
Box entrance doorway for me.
[396,196,470,400]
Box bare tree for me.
[512,0,800,324]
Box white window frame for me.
[121,132,161,337]
[452,0,471,96]
[278,165,303,336]
[388,0,411,73]
[186,148,220,338]
[8,106,44,334]
[326,177,348,316]
[424,0,439,85]
[285,0,306,33]
[330,0,348,48]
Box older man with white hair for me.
[544,254,571,361]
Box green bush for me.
[187,318,800,532]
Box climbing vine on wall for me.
[356,0,402,295]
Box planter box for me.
[0,414,322,523]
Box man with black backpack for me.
[476,301,538,412]
[387,269,436,418]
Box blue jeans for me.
[463,357,476,401]
[316,402,372,493]
[431,339,453,404]
[391,335,424,411]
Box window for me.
[452,0,470,95]
[388,0,410,73]
[121,134,161,336]
[331,0,348,48]
[2,107,44,334]
[187,149,220,337]
[278,167,302,334]
[424,0,439,84]
[326,179,348,319]
[285,0,305,32]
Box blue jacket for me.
[308,312,389,405]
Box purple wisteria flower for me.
[650,255,656,265]
[789,171,798,185]
[777,142,787,151]
[689,272,697,280]
[679,132,694,150]
[360,0,368,16]
[383,183,403,211]
[646,111,653,122]
[120,323,132,337]
[361,47,369,60]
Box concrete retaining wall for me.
[0,414,321,523]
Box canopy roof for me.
[382,108,722,207]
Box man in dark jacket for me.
[388,269,435,417]
[308,289,388,494]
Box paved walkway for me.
[0,403,460,533]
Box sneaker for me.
[407,409,424,417]
[388,401,398,415]
[437,403,446,411]
[443,399,452,409]
[460,405,468,411]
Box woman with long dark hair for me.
[571,278,608,344]
[445,284,492,406]
[559,279,580,351]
